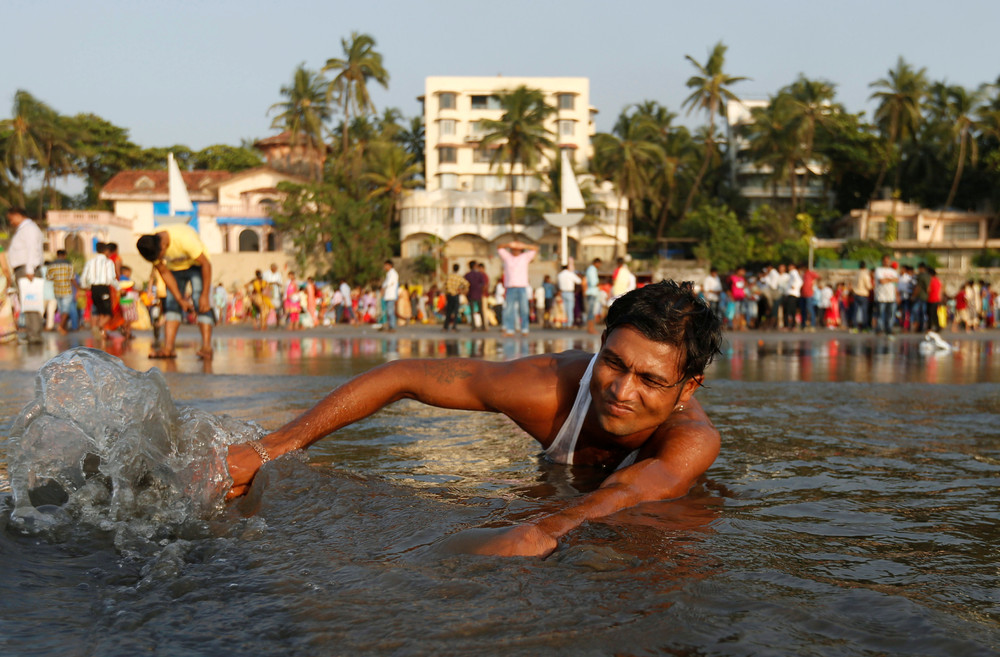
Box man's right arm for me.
[225,357,552,498]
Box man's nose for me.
[609,372,638,401]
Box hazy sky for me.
[5,0,999,151]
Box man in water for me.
[227,280,723,557]
[136,224,214,359]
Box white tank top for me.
[543,354,638,470]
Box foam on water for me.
[4,347,264,553]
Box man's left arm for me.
[470,418,720,557]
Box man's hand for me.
[199,290,211,314]
[464,524,558,558]
[25,273,34,282]
[225,443,264,500]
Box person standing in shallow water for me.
[227,280,723,558]
[137,224,214,360]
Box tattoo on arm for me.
[421,360,474,385]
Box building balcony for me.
[45,210,134,230]
[197,203,273,219]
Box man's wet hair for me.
[137,234,161,262]
[603,279,722,381]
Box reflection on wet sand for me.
[4,329,999,385]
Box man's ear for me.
[678,375,703,404]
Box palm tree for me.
[268,65,332,181]
[785,75,837,204]
[632,101,698,240]
[362,141,422,230]
[593,107,665,257]
[869,56,928,197]
[1,91,50,206]
[396,116,425,182]
[323,32,390,155]
[681,41,748,219]
[479,86,556,230]
[34,112,78,217]
[744,95,800,207]
[937,83,985,209]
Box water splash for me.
[4,347,263,553]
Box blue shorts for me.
[164,267,215,325]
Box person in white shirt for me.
[80,242,119,335]
[380,259,399,332]
[6,207,45,344]
[556,264,582,328]
[783,264,803,330]
[702,268,723,318]
[873,255,899,335]
[761,265,781,328]
[611,257,637,302]
[263,264,284,325]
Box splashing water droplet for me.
[4,348,264,554]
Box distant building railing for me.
[198,203,273,218]
[45,210,133,229]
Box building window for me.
[473,146,494,164]
[897,219,916,240]
[472,174,505,192]
[266,232,278,252]
[469,120,487,138]
[439,119,456,136]
[559,120,575,137]
[439,147,457,165]
[557,93,575,110]
[470,94,502,110]
[439,173,459,190]
[439,92,456,110]
[942,221,980,240]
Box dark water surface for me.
[1,333,998,656]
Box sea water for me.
[5,348,262,555]
[1,337,999,656]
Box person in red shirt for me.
[927,267,943,331]
[800,267,820,330]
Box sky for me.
[4,0,1000,154]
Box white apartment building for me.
[400,76,627,274]
[726,99,834,212]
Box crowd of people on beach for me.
[699,258,999,334]
[3,203,997,344]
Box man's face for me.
[589,326,700,438]
[7,212,24,228]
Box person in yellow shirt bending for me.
[137,224,214,360]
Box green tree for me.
[869,56,928,196]
[677,202,748,272]
[269,64,331,181]
[479,86,556,230]
[681,42,748,219]
[64,113,142,207]
[272,180,392,284]
[593,106,664,256]
[396,115,425,181]
[362,141,421,231]
[133,145,195,170]
[1,90,51,207]
[324,32,390,155]
[936,83,985,209]
[744,95,800,207]
[814,110,885,213]
[784,75,837,205]
[632,101,698,241]
[192,144,263,172]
